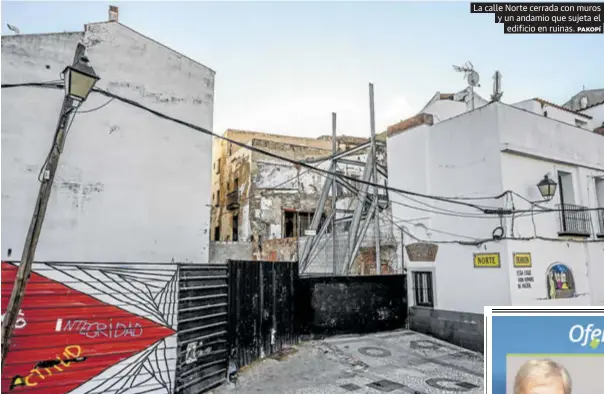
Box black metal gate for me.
[228,260,298,369]
[175,264,229,394]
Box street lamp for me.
[537,174,557,200]
[1,44,99,369]
[62,55,99,102]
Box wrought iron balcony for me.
[226,190,240,211]
[597,208,604,237]
[557,203,592,237]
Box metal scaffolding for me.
[299,83,396,276]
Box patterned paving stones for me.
[212,329,484,394]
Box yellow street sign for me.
[473,253,501,268]
[513,253,532,268]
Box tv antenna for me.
[453,61,480,110]
[491,70,503,102]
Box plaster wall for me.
[1,22,214,263]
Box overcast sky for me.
[2,1,603,138]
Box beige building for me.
[210,129,367,258]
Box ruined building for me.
[210,129,370,260]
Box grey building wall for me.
[209,241,253,264]
[408,307,484,353]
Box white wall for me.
[1,22,215,263]
[389,103,512,314]
[511,99,593,130]
[581,103,604,128]
[498,112,604,306]
[499,103,604,172]
[388,101,604,314]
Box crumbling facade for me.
[211,130,367,257]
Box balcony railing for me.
[557,203,592,237]
[226,190,239,210]
[597,208,604,237]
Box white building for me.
[2,11,215,264]
[1,8,215,393]
[387,95,604,352]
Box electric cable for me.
[77,98,115,114]
[1,82,509,212]
[4,81,602,216]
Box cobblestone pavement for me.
[212,329,484,394]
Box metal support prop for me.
[369,83,381,274]
[331,112,337,275]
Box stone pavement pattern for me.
[212,329,484,394]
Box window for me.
[575,118,587,128]
[233,178,239,194]
[215,158,220,174]
[284,211,296,238]
[558,171,575,205]
[596,178,604,236]
[283,210,325,238]
[216,190,220,207]
[544,111,548,118]
[557,171,591,236]
[232,214,239,241]
[228,143,232,156]
[214,226,220,241]
[412,271,434,307]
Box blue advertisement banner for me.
[492,315,604,393]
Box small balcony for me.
[597,208,604,238]
[557,204,592,237]
[226,190,240,211]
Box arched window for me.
[546,263,576,299]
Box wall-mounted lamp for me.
[62,55,99,102]
[537,174,557,200]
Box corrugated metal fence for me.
[174,264,229,394]
[227,260,298,369]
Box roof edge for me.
[85,21,215,74]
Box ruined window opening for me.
[233,178,239,194]
[214,226,221,241]
[232,214,239,242]
[228,143,232,156]
[283,211,326,238]
[284,211,297,238]
[216,190,220,207]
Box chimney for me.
[109,5,119,22]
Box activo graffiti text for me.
[569,324,604,347]
[59,319,143,339]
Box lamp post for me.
[537,174,558,201]
[1,43,99,368]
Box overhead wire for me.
[4,81,601,217]
[1,81,510,213]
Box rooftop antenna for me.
[491,70,503,102]
[453,61,480,110]
[6,23,20,35]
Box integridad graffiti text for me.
[56,318,143,339]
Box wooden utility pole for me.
[1,44,86,368]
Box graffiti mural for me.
[1,261,178,394]
[546,263,576,299]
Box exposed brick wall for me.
[261,237,299,261]
[387,113,434,138]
